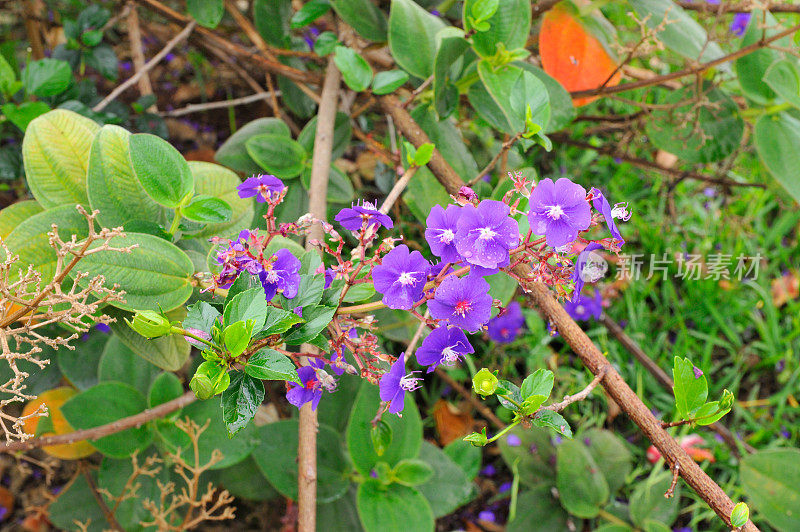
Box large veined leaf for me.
[188,161,254,238]
[107,307,190,371]
[77,232,194,312]
[356,480,434,532]
[215,117,291,174]
[87,125,163,228]
[22,109,99,209]
[740,448,800,531]
[755,112,800,204]
[463,0,531,58]
[735,10,788,105]
[630,0,724,62]
[556,438,609,518]
[477,62,550,135]
[410,105,478,179]
[3,204,88,282]
[388,0,446,79]
[0,200,42,240]
[519,63,576,132]
[432,28,469,119]
[246,133,307,179]
[129,133,194,208]
[763,59,800,110]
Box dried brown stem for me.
[544,369,606,413]
[126,3,155,111]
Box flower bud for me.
[189,373,215,400]
[472,368,499,396]
[719,389,734,411]
[126,310,172,338]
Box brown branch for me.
[466,133,523,187]
[677,1,800,13]
[158,93,278,118]
[0,392,195,453]
[299,59,341,532]
[81,465,124,532]
[531,0,561,19]
[126,2,155,111]
[379,166,419,214]
[385,96,759,531]
[544,369,606,412]
[665,462,681,498]
[570,22,800,99]
[22,0,46,60]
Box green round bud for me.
[719,389,734,411]
[189,373,215,400]
[127,310,173,338]
[472,368,499,397]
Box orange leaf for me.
[539,1,621,106]
[21,387,95,460]
[432,399,473,445]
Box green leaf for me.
[533,409,573,438]
[224,320,252,356]
[629,471,681,528]
[692,400,730,426]
[672,356,708,418]
[215,117,291,174]
[735,10,786,105]
[755,111,800,203]
[184,301,221,335]
[0,53,19,96]
[252,420,350,503]
[284,305,336,345]
[98,450,168,531]
[48,473,110,531]
[334,45,374,92]
[763,59,800,110]
[244,348,300,383]
[98,336,160,396]
[507,485,570,532]
[187,0,224,28]
[189,161,254,238]
[157,396,258,469]
[77,232,194,312]
[192,361,230,398]
[433,29,469,118]
[372,70,409,95]
[477,62,550,135]
[129,133,194,208]
[470,0,499,22]
[519,63,575,132]
[22,58,72,97]
[253,0,291,47]
[259,305,305,336]
[731,502,750,528]
[1,101,51,132]
[393,459,434,486]
[443,439,481,480]
[108,307,190,371]
[61,382,151,458]
[347,379,422,475]
[210,456,278,501]
[224,287,268,330]
[740,448,800,531]
[57,331,108,391]
[182,194,232,223]
[87,124,164,228]
[416,441,475,517]
[22,109,99,208]
[464,0,531,57]
[221,371,264,436]
[4,204,88,282]
[0,200,42,240]
[331,0,387,42]
[148,372,184,409]
[388,0,446,79]
[297,111,352,161]
[645,84,743,164]
[556,438,609,518]
[583,428,633,495]
[81,28,103,47]
[630,0,723,62]
[357,479,434,532]
[246,133,307,179]
[520,368,554,399]
[371,420,393,456]
[291,0,331,29]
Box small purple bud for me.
[293,306,303,317]
[458,186,478,203]
[480,464,496,476]
[498,481,512,493]
[506,434,522,447]
[477,510,495,522]
[693,366,704,379]
[370,470,378,478]
[95,323,111,333]
[776,359,786,372]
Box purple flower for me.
[731,13,751,36]
[372,245,430,310]
[415,326,474,372]
[528,178,591,248]
[324,268,335,289]
[487,301,525,343]
[506,434,522,446]
[564,291,603,321]
[379,355,423,414]
[590,188,627,244]
[480,464,496,476]
[335,200,393,231]
[498,481,512,493]
[428,274,493,332]
[693,366,704,379]
[259,249,301,300]
[455,200,519,269]
[95,323,111,333]
[477,511,495,522]
[425,204,462,263]
[286,366,322,410]
[571,243,605,301]
[238,174,285,202]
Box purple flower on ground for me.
[237,174,285,202]
[477,511,495,522]
[425,204,462,263]
[95,323,111,333]
[498,482,512,493]
[506,434,522,446]
[528,178,591,248]
[286,365,322,410]
[379,355,423,414]
[487,301,525,343]
[693,366,704,379]
[415,326,474,372]
[428,274,493,332]
[335,200,393,231]
[731,13,751,36]
[480,464,496,476]
[372,245,430,310]
[455,200,519,269]
[564,291,603,321]
[590,188,627,244]
[571,243,605,301]
[259,249,301,301]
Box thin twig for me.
[466,133,523,187]
[93,20,196,112]
[544,369,606,412]
[665,462,681,498]
[82,465,124,531]
[379,166,418,214]
[158,93,279,117]
[678,1,800,14]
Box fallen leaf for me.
[432,399,473,445]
